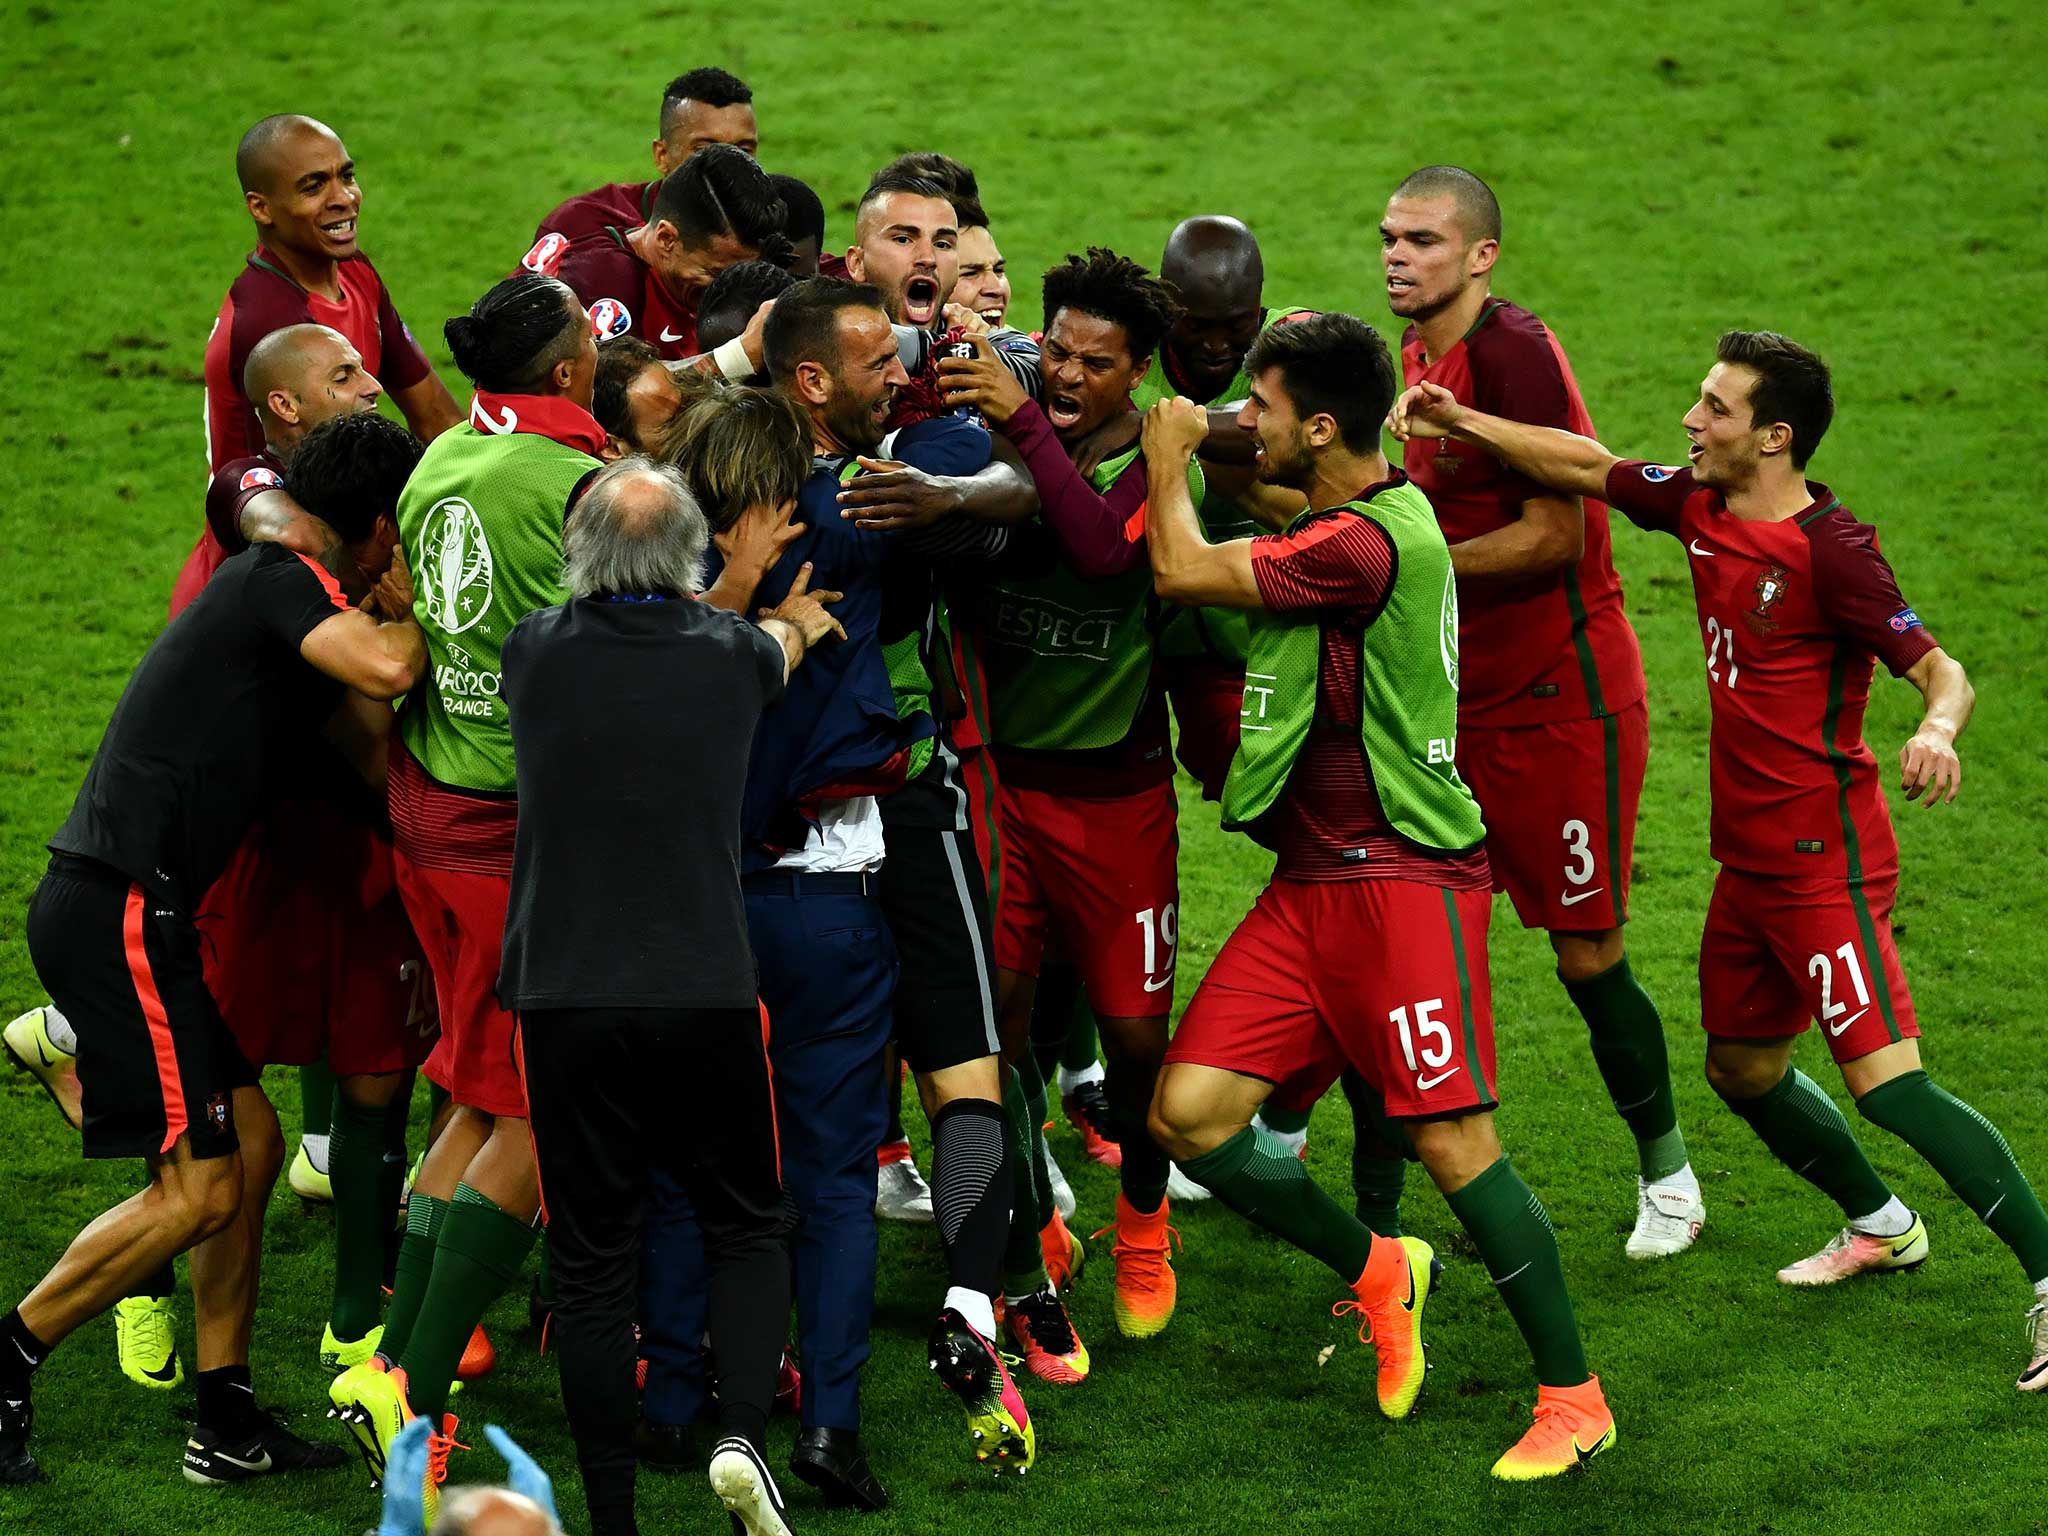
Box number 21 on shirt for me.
[1704,615,1740,688]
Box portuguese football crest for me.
[1744,561,1790,635]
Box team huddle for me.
[4,62,2047,1536]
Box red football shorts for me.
[1699,867,1918,1062]
[1167,876,1497,1120]
[1458,701,1647,933]
[393,852,526,1117]
[995,780,1178,1019]
[959,745,1003,912]
[199,799,435,1078]
[1166,658,1245,803]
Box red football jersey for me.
[1403,302,1644,726]
[531,179,656,248]
[203,249,430,473]
[527,227,699,360]
[168,451,288,617]
[1604,462,1938,885]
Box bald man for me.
[172,323,384,616]
[203,114,458,475]
[431,1486,561,1536]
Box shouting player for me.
[1143,313,1616,1481]
[529,68,761,250]
[1370,165,1701,1257]
[940,249,1201,1340]
[1393,329,2048,1388]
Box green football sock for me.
[1343,1069,1407,1237]
[1001,1065,1048,1293]
[1256,1102,1312,1137]
[300,1060,335,1141]
[1857,1070,2048,1284]
[398,1183,537,1424]
[1445,1157,1589,1388]
[1060,991,1101,1076]
[1030,962,1083,1086]
[1563,957,1689,1181]
[328,1095,391,1340]
[1720,1068,1894,1219]
[1181,1125,1375,1281]
[1023,1059,1055,1222]
[380,1192,447,1363]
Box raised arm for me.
[1899,647,1972,806]
[299,546,427,699]
[1389,380,1617,503]
[1141,398,1262,609]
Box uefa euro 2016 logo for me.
[1440,563,1460,690]
[420,496,495,636]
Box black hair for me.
[1716,330,1835,466]
[1392,164,1502,244]
[768,173,826,250]
[284,412,423,542]
[443,273,583,393]
[1241,312,1397,454]
[591,335,665,441]
[763,276,889,383]
[234,113,333,195]
[698,260,799,353]
[650,144,791,265]
[854,170,957,231]
[870,152,985,228]
[1039,247,1181,363]
[659,68,752,136]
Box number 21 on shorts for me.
[1393,998,1456,1091]
[1807,942,1872,1037]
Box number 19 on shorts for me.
[1136,904,1178,995]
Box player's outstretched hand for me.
[942,302,992,338]
[370,543,417,622]
[937,332,1029,425]
[762,562,847,647]
[1387,380,1462,441]
[738,299,777,373]
[838,458,960,531]
[715,497,804,575]
[1900,728,1961,806]
[483,1425,560,1521]
[376,1417,434,1536]
[1142,396,1208,462]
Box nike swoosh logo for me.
[1826,1007,1868,1038]
[1399,1265,1419,1314]
[1415,1068,1457,1091]
[659,326,685,343]
[1689,539,1715,557]
[1142,975,1174,993]
[1573,1432,1605,1463]
[31,1035,56,1069]
[1559,887,1606,907]
[1889,1229,1919,1258]
[141,1356,179,1383]
[187,1440,271,1471]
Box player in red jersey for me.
[528,68,760,250]
[203,115,459,476]
[1143,313,1613,1480]
[1394,329,2048,1389]
[1369,166,1700,1259]
[529,145,788,368]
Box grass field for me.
[4,1,2048,1532]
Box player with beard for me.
[1363,166,1701,1258]
[1142,313,1616,1482]
[1392,328,2048,1391]
[525,145,789,365]
[939,248,1202,1341]
[0,427,425,1487]
[529,68,761,250]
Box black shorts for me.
[875,820,1001,1075]
[26,855,255,1161]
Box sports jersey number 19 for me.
[1136,903,1177,994]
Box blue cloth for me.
[747,882,897,1430]
[637,1167,710,1427]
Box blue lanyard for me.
[597,593,674,603]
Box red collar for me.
[467,391,607,456]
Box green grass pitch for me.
[3,1,2046,1532]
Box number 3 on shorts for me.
[1561,818,1594,887]
[1392,998,1455,1090]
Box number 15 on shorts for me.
[1393,999,1456,1092]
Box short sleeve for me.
[205,459,285,556]
[1807,514,1939,676]
[373,272,433,390]
[1248,511,1396,617]
[247,548,352,649]
[1603,460,1696,535]
[746,619,787,704]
